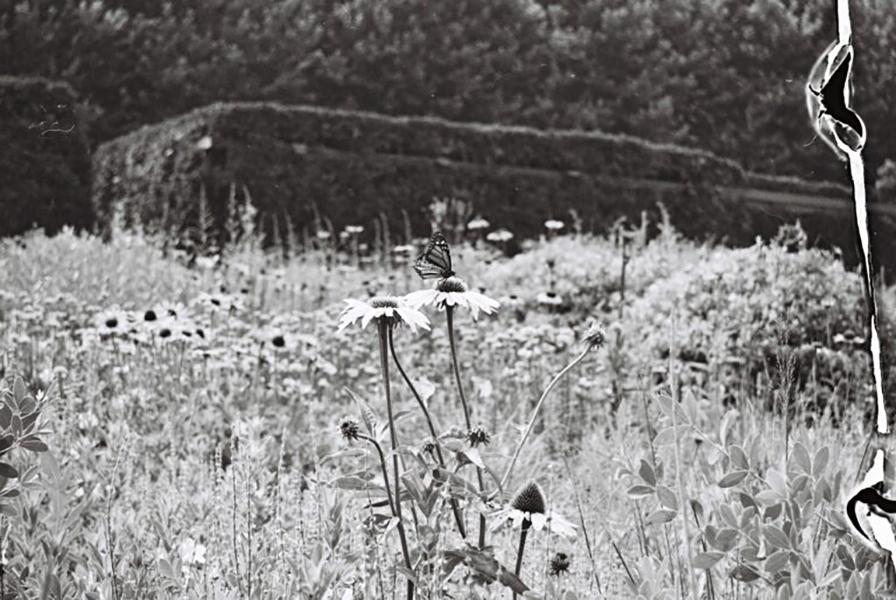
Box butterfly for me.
[413,231,455,280]
[806,41,866,156]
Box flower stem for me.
[500,348,591,491]
[377,321,414,599]
[358,434,397,516]
[445,305,488,548]
[513,523,530,600]
[389,327,468,539]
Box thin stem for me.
[512,524,530,600]
[378,321,414,599]
[389,327,468,539]
[445,306,487,548]
[500,348,591,491]
[359,433,397,516]
[671,362,699,600]
[562,455,602,595]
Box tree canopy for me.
[2,0,893,184]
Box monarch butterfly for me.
[806,41,865,156]
[413,232,455,280]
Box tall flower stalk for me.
[388,327,467,539]
[376,319,415,599]
[338,296,430,599]
[445,304,489,548]
[500,323,606,491]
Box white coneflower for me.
[493,481,577,599]
[392,244,415,255]
[490,481,577,539]
[544,219,565,231]
[405,276,499,320]
[486,228,514,243]
[467,216,491,231]
[345,225,364,235]
[536,291,564,307]
[95,308,130,332]
[337,297,430,333]
[316,230,331,240]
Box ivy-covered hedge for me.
[92,101,895,268]
[0,76,93,237]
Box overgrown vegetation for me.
[0,218,892,598]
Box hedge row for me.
[92,101,894,269]
[0,76,93,237]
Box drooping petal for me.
[530,513,548,531]
[404,289,439,309]
[547,511,578,541]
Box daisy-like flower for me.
[316,230,331,240]
[536,291,564,307]
[345,225,364,235]
[405,276,499,320]
[337,296,430,333]
[544,219,565,231]
[486,228,514,243]
[95,308,131,332]
[467,216,491,231]
[490,481,577,540]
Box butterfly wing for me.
[413,232,454,280]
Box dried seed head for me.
[511,481,547,515]
[549,552,571,576]
[339,418,361,442]
[467,425,491,448]
[422,441,436,456]
[437,276,468,293]
[582,322,607,351]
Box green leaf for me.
[764,549,790,573]
[729,446,749,470]
[692,551,724,570]
[0,463,18,479]
[626,485,654,498]
[718,470,748,488]
[656,485,678,510]
[729,564,761,582]
[19,437,48,453]
[646,509,676,525]
[762,524,791,550]
[638,459,656,486]
[331,476,385,492]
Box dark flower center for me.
[437,276,468,293]
[370,297,399,309]
[511,481,547,515]
[144,310,157,322]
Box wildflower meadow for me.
[0,209,892,599]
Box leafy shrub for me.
[90,101,887,270]
[0,76,93,237]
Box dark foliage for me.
[91,101,896,271]
[2,0,894,182]
[0,76,93,236]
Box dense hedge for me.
[0,76,93,237]
[92,101,896,268]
